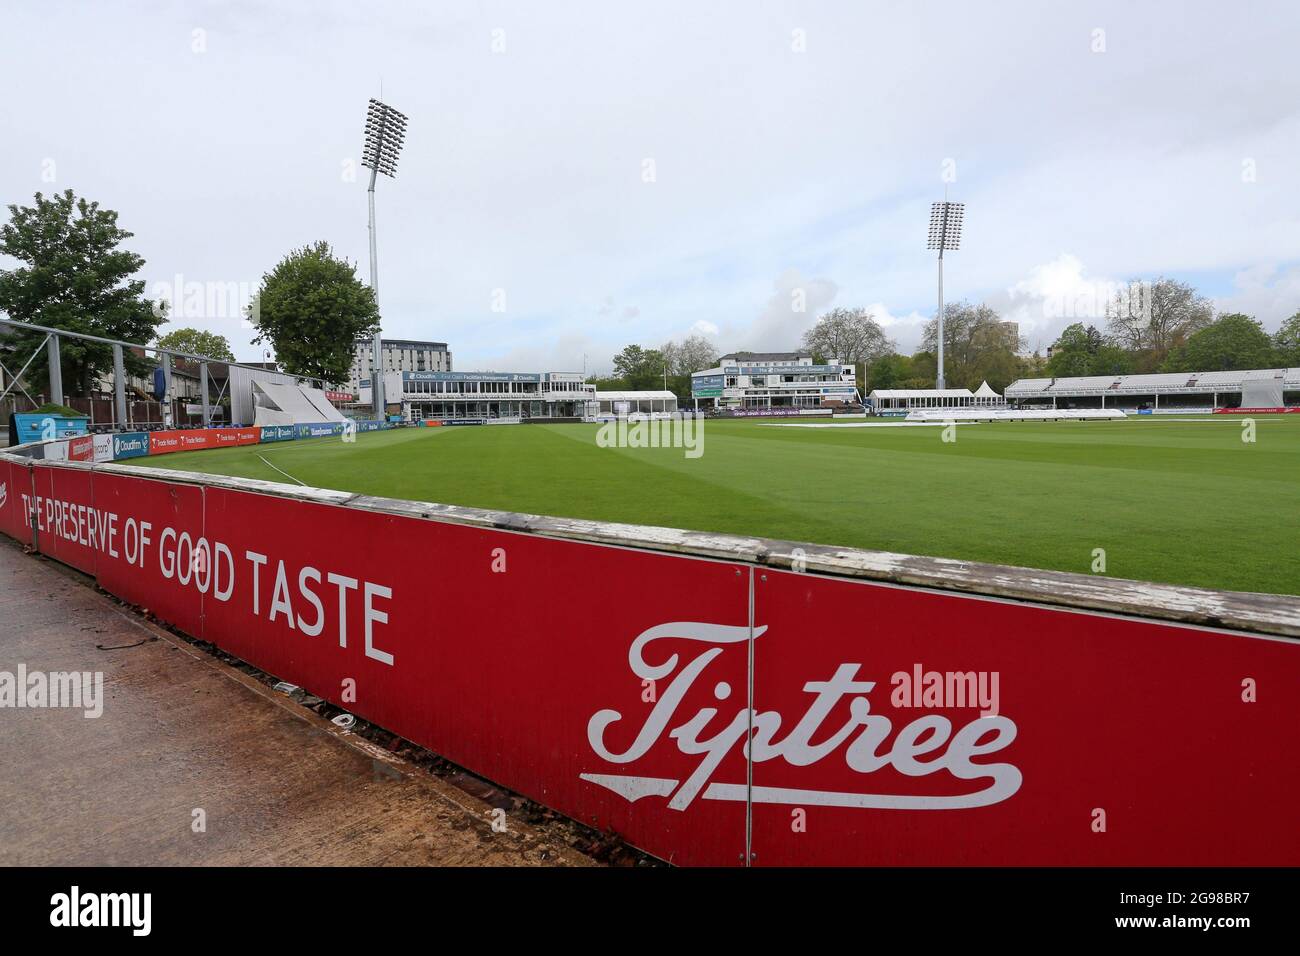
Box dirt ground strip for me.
[0,538,597,867]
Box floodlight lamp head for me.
[926,201,965,251]
[361,98,408,179]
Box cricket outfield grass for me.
[132,415,1300,596]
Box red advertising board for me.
[749,570,1300,865]
[149,428,261,454]
[149,429,231,455]
[27,464,98,575]
[67,435,96,462]
[215,427,261,446]
[199,485,752,865]
[3,458,1299,865]
[90,470,207,638]
[150,430,204,455]
[1213,407,1300,414]
[0,457,33,545]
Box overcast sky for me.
[3,0,1299,371]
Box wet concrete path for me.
[0,539,592,866]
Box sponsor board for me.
[67,435,96,462]
[150,430,217,455]
[2,458,1297,866]
[146,428,258,455]
[691,374,724,398]
[112,432,151,460]
[215,428,261,446]
[1214,407,1300,414]
[404,371,540,383]
[0,457,31,544]
[259,425,296,443]
[723,364,845,375]
[93,434,115,463]
[295,423,346,439]
[720,408,828,418]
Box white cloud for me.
[1214,263,1300,323]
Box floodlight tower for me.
[926,200,964,390]
[361,97,408,419]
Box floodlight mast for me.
[361,98,408,419]
[926,201,964,390]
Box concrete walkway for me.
[0,538,591,866]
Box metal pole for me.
[936,250,945,391]
[200,362,211,427]
[162,353,174,428]
[47,334,63,406]
[368,165,384,420]
[112,343,128,429]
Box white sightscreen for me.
[228,364,300,425]
[1239,375,1284,408]
[251,380,348,425]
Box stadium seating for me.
[1006,367,1300,402]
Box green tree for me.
[1046,323,1133,378]
[611,344,668,390]
[660,334,719,400]
[909,350,937,385]
[921,301,1021,389]
[1046,323,1096,378]
[1089,343,1135,376]
[801,307,894,385]
[1162,313,1276,372]
[247,241,379,383]
[0,189,162,393]
[1106,277,1212,371]
[1273,311,1300,366]
[156,327,235,361]
[863,353,914,392]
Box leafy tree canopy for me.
[1106,277,1213,371]
[1273,311,1300,366]
[921,301,1023,390]
[1046,323,1134,378]
[801,307,894,380]
[156,327,235,362]
[0,189,162,393]
[1162,313,1276,372]
[247,241,379,383]
[611,344,668,390]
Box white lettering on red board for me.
[14,491,395,666]
[583,622,1022,811]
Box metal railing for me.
[0,316,330,431]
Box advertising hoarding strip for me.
[6,421,395,465]
[0,453,1297,866]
